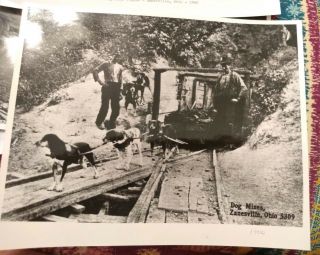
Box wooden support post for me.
[152,70,162,120]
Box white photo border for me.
[4,0,281,17]
[0,5,310,250]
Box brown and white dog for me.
[103,127,143,171]
[36,134,99,192]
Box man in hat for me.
[213,55,248,143]
[92,54,124,130]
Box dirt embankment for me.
[6,57,175,177]
[218,47,304,226]
[7,73,153,177]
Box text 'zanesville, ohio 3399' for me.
[229,202,296,220]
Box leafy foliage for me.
[250,69,290,127]
[17,10,292,118]
[248,46,298,131]
[17,11,90,110]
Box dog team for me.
[36,55,160,192]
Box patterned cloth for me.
[0,1,319,255]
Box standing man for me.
[92,54,124,130]
[214,55,248,143]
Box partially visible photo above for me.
[0,5,22,154]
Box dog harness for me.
[46,143,81,159]
[112,129,140,151]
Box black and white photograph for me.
[0,6,309,250]
[0,5,21,126]
[0,5,22,154]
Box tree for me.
[17,11,287,111]
[79,14,223,69]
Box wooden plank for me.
[134,180,146,187]
[9,172,27,180]
[4,155,132,202]
[5,158,112,188]
[189,178,209,214]
[127,187,143,193]
[5,148,157,188]
[146,199,165,223]
[188,211,220,224]
[3,155,154,212]
[69,204,85,214]
[2,163,153,221]
[165,211,188,223]
[101,193,137,202]
[137,165,166,223]
[127,159,163,223]
[189,178,202,212]
[158,177,190,213]
[4,155,122,201]
[69,214,127,223]
[196,197,209,214]
[3,149,205,221]
[42,214,78,222]
[4,149,198,202]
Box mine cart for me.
[151,67,255,146]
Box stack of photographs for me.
[0,1,310,251]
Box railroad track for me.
[127,149,226,224]
[1,148,227,223]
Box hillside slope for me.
[7,75,152,176]
[218,49,304,226]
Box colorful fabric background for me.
[0,0,319,254]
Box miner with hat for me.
[213,54,248,145]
